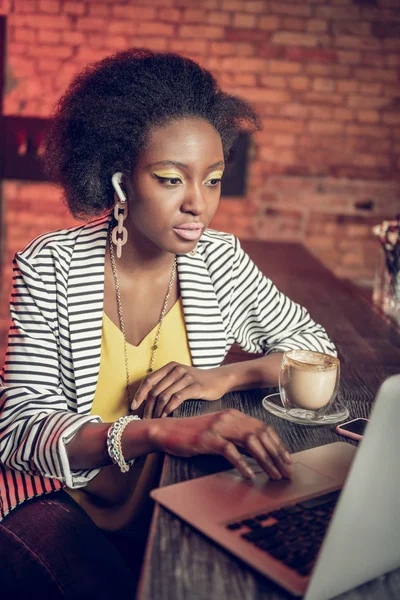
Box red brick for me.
[102,35,130,50]
[282,17,306,31]
[62,30,85,45]
[233,13,257,28]
[8,43,27,55]
[108,21,137,35]
[335,35,381,50]
[37,57,62,72]
[37,29,61,43]
[237,88,291,103]
[157,7,182,22]
[77,17,106,31]
[313,78,336,93]
[88,4,110,17]
[268,1,311,16]
[387,54,400,67]
[347,95,391,109]
[29,44,73,59]
[362,52,386,68]
[310,106,334,120]
[383,113,400,126]
[334,107,354,121]
[63,2,84,15]
[183,9,206,22]
[309,121,344,135]
[337,50,361,64]
[112,5,156,21]
[234,73,257,86]
[221,57,267,72]
[207,11,232,26]
[304,92,344,105]
[315,5,360,19]
[271,32,330,47]
[269,60,301,74]
[355,67,398,83]
[306,64,350,77]
[179,25,224,39]
[332,21,371,36]
[351,154,390,168]
[139,21,175,36]
[32,14,70,29]
[307,19,328,33]
[337,79,358,93]
[262,118,305,133]
[169,39,208,54]
[221,0,264,13]
[226,28,269,42]
[260,75,287,89]
[14,28,37,43]
[39,1,61,13]
[357,110,380,123]
[288,76,310,91]
[260,147,296,164]
[134,37,168,52]
[284,47,337,63]
[259,44,283,59]
[280,103,308,118]
[347,124,390,138]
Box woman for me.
[0,50,335,597]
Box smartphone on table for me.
[336,418,369,441]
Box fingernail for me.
[161,412,168,418]
[246,468,255,479]
[131,400,137,410]
[284,452,292,463]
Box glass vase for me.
[373,248,400,321]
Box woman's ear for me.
[111,172,127,203]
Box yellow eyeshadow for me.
[153,170,183,179]
[204,171,223,182]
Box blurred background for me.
[0,0,400,358]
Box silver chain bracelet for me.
[106,414,141,473]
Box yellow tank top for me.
[67,298,192,531]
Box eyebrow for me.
[147,160,225,169]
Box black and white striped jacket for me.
[0,215,335,520]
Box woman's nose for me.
[181,184,206,215]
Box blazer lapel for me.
[177,244,227,369]
[67,215,110,414]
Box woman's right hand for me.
[148,409,292,480]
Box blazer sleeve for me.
[228,237,337,357]
[0,252,101,489]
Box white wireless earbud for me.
[111,172,127,203]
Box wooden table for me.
[137,242,400,600]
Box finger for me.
[264,425,292,464]
[243,433,283,480]
[152,374,193,419]
[143,371,188,419]
[132,363,177,410]
[217,438,256,480]
[259,428,293,478]
[161,382,203,418]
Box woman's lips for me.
[173,224,204,241]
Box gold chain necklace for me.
[108,228,177,408]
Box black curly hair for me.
[44,49,261,219]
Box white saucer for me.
[262,393,350,426]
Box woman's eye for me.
[205,178,222,187]
[154,175,182,186]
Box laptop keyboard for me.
[225,490,340,577]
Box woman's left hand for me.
[131,363,228,419]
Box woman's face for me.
[124,117,224,256]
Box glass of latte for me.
[279,350,340,421]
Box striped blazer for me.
[0,214,335,520]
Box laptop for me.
[151,374,400,599]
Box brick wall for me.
[1,0,400,355]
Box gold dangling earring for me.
[111,172,128,259]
